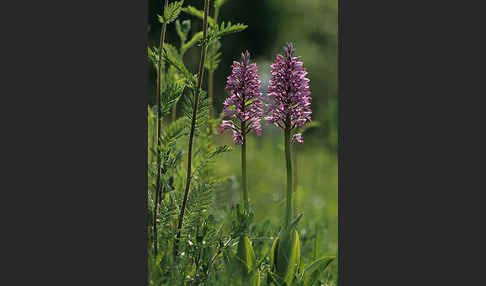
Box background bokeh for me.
[148,0,338,257]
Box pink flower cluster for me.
[220,51,264,145]
[265,43,312,143]
[220,43,312,144]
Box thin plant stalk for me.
[241,121,249,212]
[292,143,297,215]
[153,0,168,256]
[174,0,211,256]
[151,77,157,163]
[208,5,220,122]
[284,116,293,228]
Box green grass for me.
[214,127,338,257]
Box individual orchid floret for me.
[265,43,312,143]
[291,133,304,144]
[220,50,264,144]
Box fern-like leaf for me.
[148,46,160,71]
[175,19,191,46]
[161,46,196,87]
[181,6,216,26]
[205,21,248,46]
[158,0,184,24]
[183,89,209,134]
[161,117,187,146]
[181,31,203,55]
[161,80,185,116]
[205,40,222,72]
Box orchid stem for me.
[241,126,249,212]
[284,116,293,228]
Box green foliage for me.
[183,89,209,134]
[205,40,222,72]
[181,31,203,55]
[162,117,187,145]
[205,21,248,46]
[158,0,184,24]
[161,45,195,87]
[214,0,229,9]
[175,19,191,45]
[270,229,301,285]
[181,6,216,26]
[148,1,338,285]
[147,46,159,71]
[160,80,185,117]
[301,256,335,286]
[233,235,261,286]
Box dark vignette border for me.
[338,0,343,283]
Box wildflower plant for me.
[221,50,263,206]
[147,1,336,283]
[220,51,263,285]
[266,43,313,285]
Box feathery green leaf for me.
[181,6,216,25]
[158,0,184,24]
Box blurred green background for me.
[148,0,338,256]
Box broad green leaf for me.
[284,230,300,285]
[236,235,256,275]
[250,269,261,286]
[275,229,301,285]
[270,236,279,271]
[301,256,335,286]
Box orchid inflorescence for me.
[266,42,312,143]
[220,51,264,145]
[221,43,312,144]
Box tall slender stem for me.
[174,0,211,256]
[153,0,168,256]
[208,7,220,123]
[284,116,293,228]
[151,77,157,163]
[241,123,248,211]
[292,143,298,216]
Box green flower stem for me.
[241,128,248,212]
[284,116,293,228]
[292,143,297,216]
[153,0,169,257]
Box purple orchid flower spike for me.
[220,50,264,144]
[265,42,312,143]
